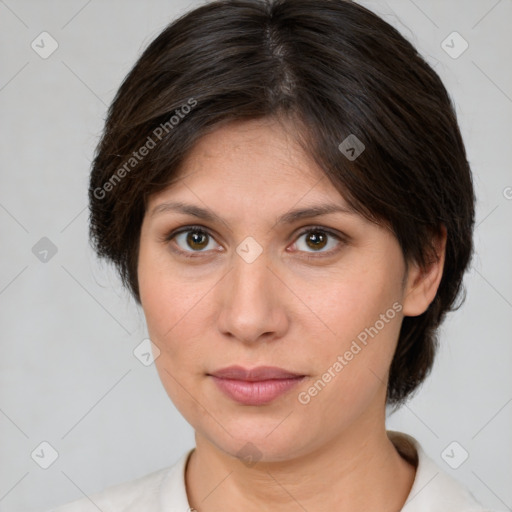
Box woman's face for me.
[138,117,427,461]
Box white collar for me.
[387,430,487,511]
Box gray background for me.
[0,0,511,511]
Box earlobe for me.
[402,225,447,317]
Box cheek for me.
[138,241,212,346]
[141,277,209,365]
[138,246,222,397]
[139,261,211,419]
[291,260,404,347]
[291,259,405,407]
[295,300,403,437]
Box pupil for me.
[307,231,327,250]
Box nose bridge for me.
[216,246,286,343]
[233,250,272,300]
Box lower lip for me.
[210,376,304,405]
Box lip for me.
[210,365,304,381]
[208,366,305,405]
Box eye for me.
[166,226,221,258]
[290,227,344,256]
[163,225,346,260]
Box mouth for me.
[207,365,306,405]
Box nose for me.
[216,250,289,345]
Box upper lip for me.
[209,365,304,381]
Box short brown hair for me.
[88,0,475,406]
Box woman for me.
[50,0,493,510]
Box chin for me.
[197,413,315,463]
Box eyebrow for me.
[150,200,356,225]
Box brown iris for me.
[187,230,209,250]
[305,230,328,251]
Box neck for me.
[185,410,416,512]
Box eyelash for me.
[162,225,347,261]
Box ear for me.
[402,225,447,317]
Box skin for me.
[138,117,447,512]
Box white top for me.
[49,431,494,512]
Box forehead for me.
[189,118,315,175]
[147,117,351,210]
